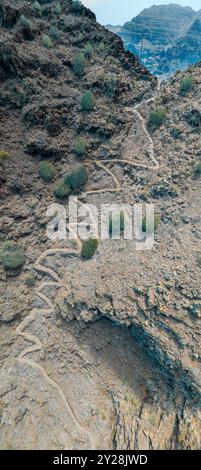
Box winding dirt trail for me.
[16,246,99,449]
[84,85,160,195]
[15,85,160,449]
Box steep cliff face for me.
[0,1,201,451]
[107,4,201,77]
[159,11,201,76]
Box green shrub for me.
[99,42,106,52]
[39,161,56,182]
[81,91,94,111]
[0,149,10,165]
[73,53,86,77]
[194,161,201,177]
[81,238,99,260]
[64,165,88,191]
[49,24,60,40]
[74,139,86,157]
[72,0,82,13]
[148,108,166,130]
[0,241,25,270]
[20,14,33,30]
[55,2,62,16]
[180,76,193,95]
[84,42,93,58]
[33,1,42,15]
[54,182,71,199]
[42,35,52,49]
[142,214,161,233]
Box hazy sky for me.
[82,1,200,25]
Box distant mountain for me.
[106,4,201,77]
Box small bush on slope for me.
[142,214,161,233]
[20,15,33,30]
[74,139,86,157]
[0,242,25,270]
[0,150,10,165]
[99,42,106,53]
[81,238,99,260]
[180,76,193,95]
[54,182,71,199]
[81,91,94,111]
[64,165,88,192]
[72,0,82,14]
[148,108,166,130]
[33,1,42,16]
[39,161,56,182]
[49,25,60,40]
[73,53,86,77]
[42,35,53,49]
[55,3,62,16]
[84,43,93,58]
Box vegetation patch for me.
[55,2,62,16]
[73,53,86,77]
[49,25,60,40]
[103,78,118,100]
[64,165,88,192]
[170,126,183,140]
[186,108,201,128]
[20,15,33,30]
[81,238,99,260]
[84,43,93,58]
[142,214,161,233]
[74,139,86,157]
[0,149,10,165]
[42,35,53,49]
[148,108,166,130]
[180,76,193,95]
[54,181,71,199]
[72,0,82,14]
[33,1,42,16]
[99,42,106,53]
[39,161,56,182]
[81,91,94,111]
[0,242,25,271]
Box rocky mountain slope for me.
[107,4,201,77]
[0,0,201,450]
